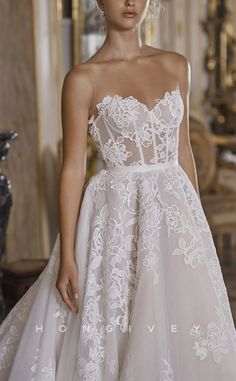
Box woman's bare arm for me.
[178,56,200,198]
[56,65,94,313]
[59,66,93,263]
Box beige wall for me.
[32,0,63,258]
[151,0,208,112]
[0,0,42,262]
[0,0,62,263]
[154,0,236,113]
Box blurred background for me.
[1,0,236,322]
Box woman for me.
[1,0,236,380]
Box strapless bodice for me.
[88,88,184,170]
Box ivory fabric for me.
[1,88,236,380]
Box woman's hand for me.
[56,259,79,314]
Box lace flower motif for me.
[103,136,132,167]
[190,306,229,363]
[96,95,140,130]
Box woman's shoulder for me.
[64,52,107,87]
[148,46,190,80]
[62,60,97,93]
[144,46,190,89]
[61,63,96,109]
[147,46,189,67]
[63,46,190,84]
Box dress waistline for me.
[105,159,179,174]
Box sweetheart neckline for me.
[88,87,182,126]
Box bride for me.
[57,0,196,315]
[1,0,236,380]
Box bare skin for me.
[56,0,200,314]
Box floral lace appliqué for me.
[160,350,175,381]
[88,89,184,168]
[190,306,229,363]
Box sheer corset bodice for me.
[88,88,184,169]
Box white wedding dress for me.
[1,88,236,381]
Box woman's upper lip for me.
[122,10,137,15]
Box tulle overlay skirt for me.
[1,161,236,381]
